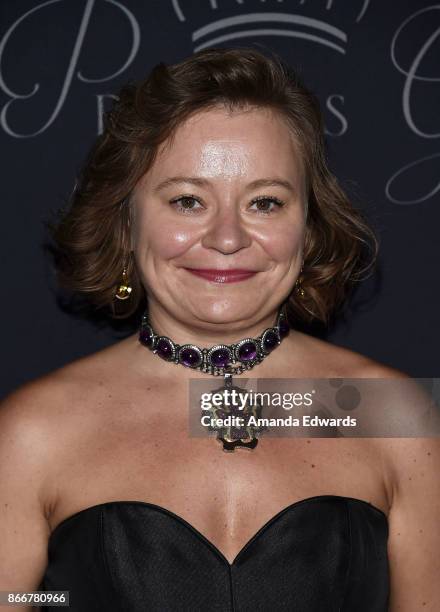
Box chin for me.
[189,306,262,326]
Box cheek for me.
[134,211,200,260]
[257,221,305,261]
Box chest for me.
[49,390,390,563]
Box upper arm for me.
[0,383,55,609]
[386,438,440,611]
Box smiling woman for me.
[127,104,309,332]
[0,46,439,612]
[46,46,376,327]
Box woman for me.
[0,47,438,611]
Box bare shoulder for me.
[0,341,133,591]
[291,336,440,608]
[292,330,436,448]
[296,334,440,494]
[0,335,126,420]
[0,364,79,451]
[0,336,135,506]
[0,371,76,532]
[293,329,410,378]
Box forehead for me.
[149,105,304,184]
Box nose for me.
[201,204,252,254]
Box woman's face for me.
[130,105,307,330]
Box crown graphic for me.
[171,0,371,54]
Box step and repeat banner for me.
[1,0,438,396]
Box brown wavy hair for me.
[47,46,378,325]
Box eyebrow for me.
[153,176,296,194]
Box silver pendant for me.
[201,371,266,452]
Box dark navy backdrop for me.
[1,0,439,397]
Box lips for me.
[183,268,258,283]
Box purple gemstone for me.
[262,330,279,352]
[237,341,257,362]
[156,338,174,361]
[278,318,289,338]
[179,347,201,368]
[139,326,154,348]
[210,348,231,368]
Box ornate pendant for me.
[201,372,267,452]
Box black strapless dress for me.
[41,495,389,611]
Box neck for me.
[145,303,282,347]
[134,300,294,381]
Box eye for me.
[249,196,285,214]
[169,195,204,214]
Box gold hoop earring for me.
[115,266,132,300]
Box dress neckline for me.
[48,494,389,567]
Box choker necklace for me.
[139,306,290,452]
